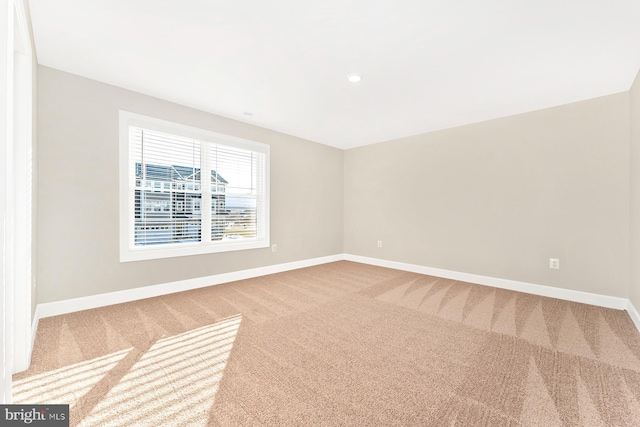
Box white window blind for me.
[131,128,202,247]
[120,111,270,262]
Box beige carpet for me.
[13,261,640,426]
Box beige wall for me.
[38,64,637,304]
[631,70,640,308]
[37,66,344,303]
[344,93,630,297]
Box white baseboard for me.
[627,300,640,332]
[344,254,629,310]
[37,254,343,319]
[15,306,41,375]
[33,252,637,335]
[29,306,39,363]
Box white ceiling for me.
[30,0,640,149]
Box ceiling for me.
[29,0,640,149]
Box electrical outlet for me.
[377,240,382,248]
[549,258,560,269]
[272,244,277,252]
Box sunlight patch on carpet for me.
[78,314,242,426]
[13,348,132,404]
[15,314,242,426]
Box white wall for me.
[344,93,630,297]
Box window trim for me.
[119,111,270,262]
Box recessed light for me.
[347,73,362,83]
[243,112,254,116]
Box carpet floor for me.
[13,261,640,426]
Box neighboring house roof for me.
[135,163,228,184]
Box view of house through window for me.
[120,112,269,261]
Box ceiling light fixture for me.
[347,73,362,83]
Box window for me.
[119,111,270,262]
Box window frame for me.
[119,111,270,262]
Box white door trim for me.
[1,0,15,404]
[11,0,33,375]
[1,0,33,403]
